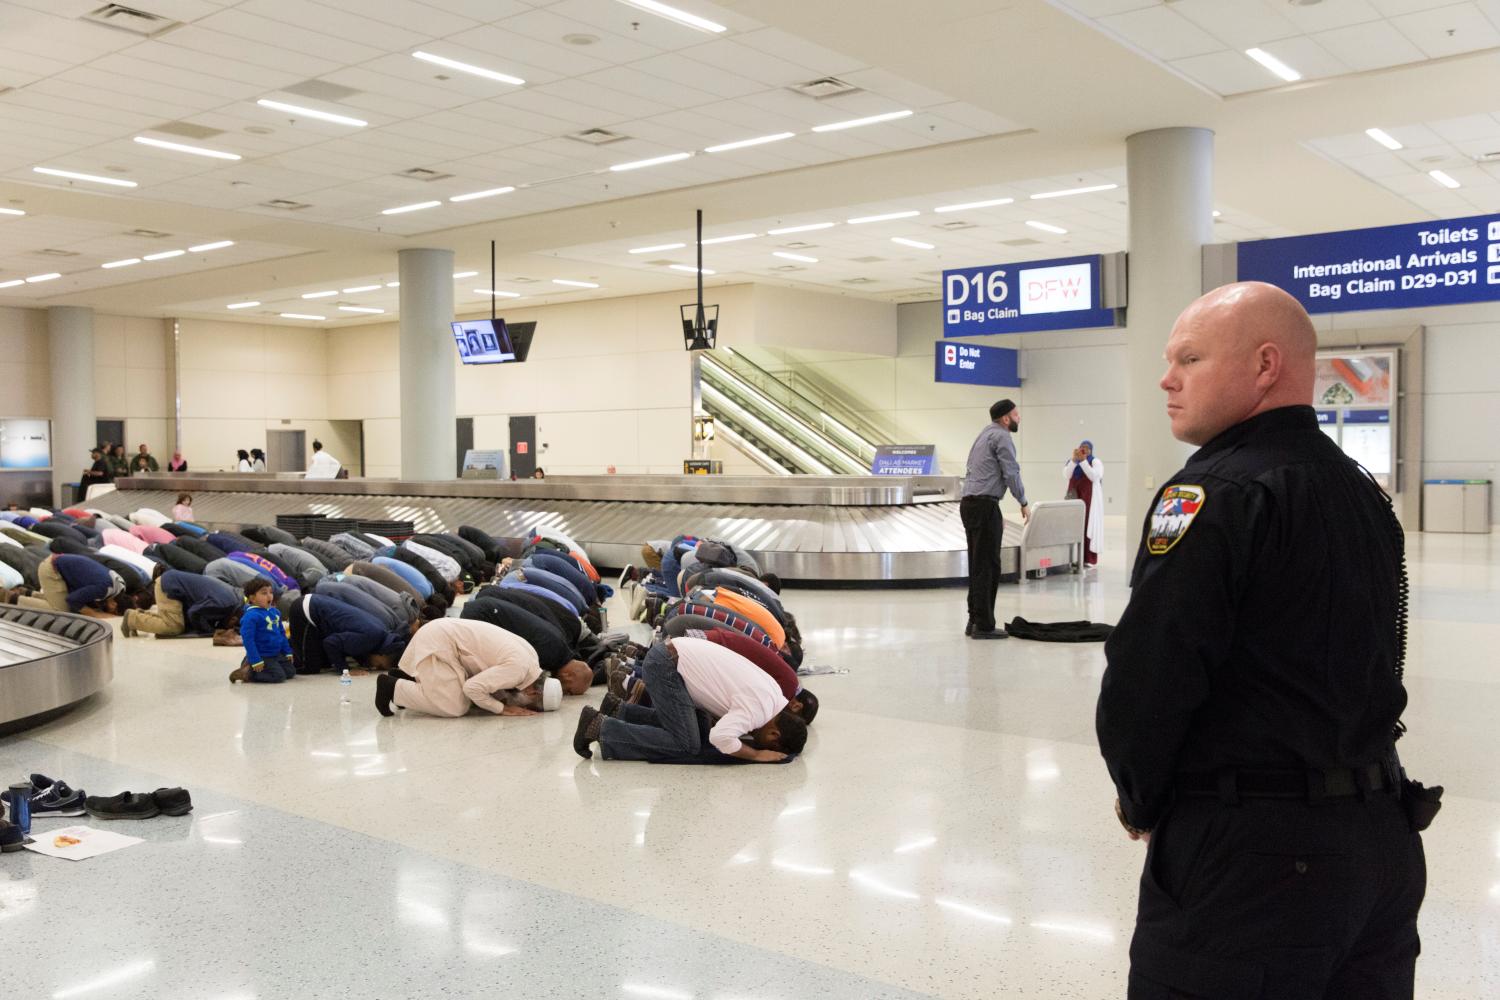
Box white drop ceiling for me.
[1053,0,1500,95]
[0,0,1496,323]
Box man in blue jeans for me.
[573,638,806,764]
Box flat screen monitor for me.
[452,319,515,365]
[506,321,536,362]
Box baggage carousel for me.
[92,474,1082,586]
[0,606,114,733]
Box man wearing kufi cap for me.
[376,616,560,718]
[960,398,1029,639]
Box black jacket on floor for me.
[1004,617,1114,642]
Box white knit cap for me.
[541,676,563,712]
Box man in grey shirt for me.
[961,399,1029,639]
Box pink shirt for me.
[101,528,149,555]
[131,524,175,546]
[171,504,194,522]
[399,619,541,715]
[671,636,789,755]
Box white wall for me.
[748,302,1131,514]
[0,306,49,418]
[94,314,172,461]
[329,284,759,477]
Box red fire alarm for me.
[516,442,528,454]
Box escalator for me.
[700,350,890,476]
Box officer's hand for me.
[1020,504,1031,523]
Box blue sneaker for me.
[31,781,87,818]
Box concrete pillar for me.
[1124,127,1214,531]
[47,306,95,506]
[398,248,456,481]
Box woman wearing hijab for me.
[167,451,188,472]
[1063,440,1103,567]
[236,449,253,472]
[250,448,267,472]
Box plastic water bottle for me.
[339,668,352,704]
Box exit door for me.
[509,415,536,479]
[456,417,474,477]
[265,430,306,474]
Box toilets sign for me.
[942,254,1118,336]
[1237,212,1500,314]
[935,341,1019,387]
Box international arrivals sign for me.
[942,254,1120,337]
[1237,212,1500,314]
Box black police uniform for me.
[1097,406,1429,999]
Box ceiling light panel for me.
[701,233,757,245]
[704,132,796,153]
[101,259,141,269]
[812,110,914,133]
[1026,220,1069,234]
[133,136,241,160]
[33,167,137,188]
[935,198,1014,213]
[142,249,184,261]
[449,186,515,203]
[670,264,715,274]
[227,301,260,310]
[382,201,442,215]
[256,99,368,128]
[1031,183,1118,200]
[768,223,837,235]
[411,51,525,87]
[552,279,599,288]
[772,251,818,263]
[1244,48,1302,83]
[848,211,920,224]
[631,243,686,254]
[610,152,694,172]
[1365,128,1403,151]
[615,0,728,34]
[891,237,935,249]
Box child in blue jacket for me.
[230,577,295,684]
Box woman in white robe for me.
[1063,440,1103,566]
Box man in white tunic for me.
[377,617,560,718]
[305,439,342,480]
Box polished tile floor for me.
[4,522,1497,999]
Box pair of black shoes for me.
[375,668,415,717]
[965,621,1008,640]
[85,787,192,820]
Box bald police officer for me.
[1097,282,1435,998]
[1098,283,1434,1000]
[960,399,1028,639]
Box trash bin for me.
[1422,480,1491,533]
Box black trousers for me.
[1128,794,1425,999]
[960,495,1002,631]
[286,599,330,675]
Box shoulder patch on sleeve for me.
[1147,484,1206,556]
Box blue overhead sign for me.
[935,341,1020,387]
[1238,213,1500,314]
[871,445,938,476]
[942,254,1118,337]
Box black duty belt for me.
[1176,763,1395,805]
[961,495,999,502]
